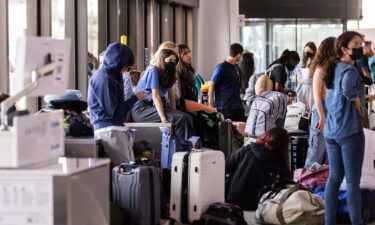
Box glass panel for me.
[241,19,266,72]
[359,0,375,29]
[241,18,343,91]
[8,0,27,95]
[270,19,297,62]
[51,0,65,39]
[296,19,343,55]
[88,0,99,58]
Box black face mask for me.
[349,47,363,61]
[165,62,176,74]
[303,52,313,58]
[286,63,295,71]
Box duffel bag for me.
[255,184,325,225]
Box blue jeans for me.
[324,129,365,225]
[304,105,327,168]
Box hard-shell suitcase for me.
[160,127,192,169]
[169,150,225,224]
[112,163,160,225]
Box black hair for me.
[157,49,178,88]
[269,49,300,68]
[125,54,135,68]
[239,52,255,90]
[230,43,244,58]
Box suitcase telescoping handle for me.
[118,163,136,175]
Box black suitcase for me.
[289,130,309,171]
[112,163,160,225]
[200,202,247,225]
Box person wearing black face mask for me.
[296,42,317,109]
[355,41,372,86]
[132,48,194,140]
[323,31,367,225]
[267,49,300,95]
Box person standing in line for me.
[268,49,300,95]
[323,31,365,225]
[88,43,147,166]
[355,40,374,128]
[239,51,255,95]
[304,37,336,168]
[208,43,245,121]
[296,42,317,109]
[369,42,375,83]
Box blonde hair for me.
[151,41,177,65]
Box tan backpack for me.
[255,64,283,95]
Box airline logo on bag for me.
[284,102,311,131]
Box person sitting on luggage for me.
[208,43,246,121]
[225,127,291,210]
[176,44,216,114]
[132,49,194,140]
[88,43,147,166]
[268,49,300,95]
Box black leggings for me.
[219,108,246,122]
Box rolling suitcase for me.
[112,163,160,225]
[160,127,192,169]
[169,149,225,224]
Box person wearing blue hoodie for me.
[88,43,146,165]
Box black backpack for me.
[200,202,247,225]
[45,100,93,137]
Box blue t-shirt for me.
[211,61,243,110]
[324,62,363,139]
[135,66,168,101]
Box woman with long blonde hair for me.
[132,48,194,139]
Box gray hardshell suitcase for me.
[245,91,287,138]
[112,163,160,225]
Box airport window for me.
[8,0,27,95]
[51,0,65,39]
[348,0,375,29]
[241,18,343,72]
[88,0,99,58]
